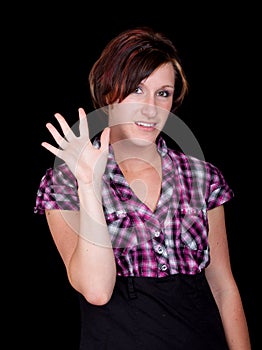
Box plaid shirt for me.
[34,136,234,277]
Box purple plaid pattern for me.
[34,136,234,277]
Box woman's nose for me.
[141,101,157,118]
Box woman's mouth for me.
[135,121,157,130]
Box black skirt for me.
[78,272,229,350]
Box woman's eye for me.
[134,87,143,94]
[158,90,171,97]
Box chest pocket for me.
[168,207,208,251]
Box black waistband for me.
[117,271,206,300]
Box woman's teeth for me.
[136,122,155,127]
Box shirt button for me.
[157,246,163,254]
[154,231,160,237]
[160,264,167,271]
[116,210,126,218]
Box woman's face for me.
[108,62,175,146]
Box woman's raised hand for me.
[41,107,110,185]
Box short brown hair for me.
[89,27,188,113]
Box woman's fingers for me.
[45,122,68,149]
[78,108,89,138]
[41,109,107,177]
[41,141,62,157]
[54,113,76,142]
[46,109,90,146]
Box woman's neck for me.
[111,139,159,173]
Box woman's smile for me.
[135,121,157,131]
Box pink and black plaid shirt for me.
[34,136,234,278]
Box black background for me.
[19,3,259,349]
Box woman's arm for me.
[45,202,116,306]
[205,205,251,350]
[42,108,116,305]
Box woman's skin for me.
[42,62,251,349]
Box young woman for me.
[34,27,251,349]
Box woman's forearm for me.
[214,284,251,349]
[69,182,116,305]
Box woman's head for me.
[89,27,188,113]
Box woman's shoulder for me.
[34,162,79,214]
[41,162,77,185]
[167,145,220,174]
[165,144,234,207]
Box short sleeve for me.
[34,163,80,214]
[207,164,234,210]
